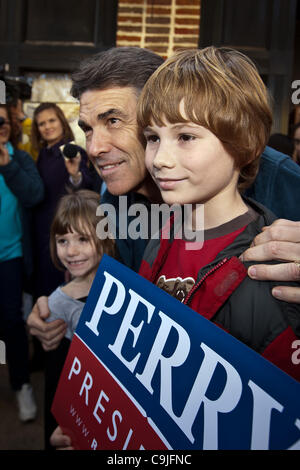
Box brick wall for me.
[117,0,201,58]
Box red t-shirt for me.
[153,209,257,303]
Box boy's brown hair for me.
[50,190,115,271]
[137,46,273,190]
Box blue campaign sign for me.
[75,255,300,450]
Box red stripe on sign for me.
[51,334,169,450]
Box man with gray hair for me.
[26,45,300,449]
[28,46,300,351]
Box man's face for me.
[79,86,149,196]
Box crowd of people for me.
[0,45,300,451]
[0,96,102,424]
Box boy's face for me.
[143,118,240,209]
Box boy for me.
[137,47,300,381]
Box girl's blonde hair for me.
[50,190,115,271]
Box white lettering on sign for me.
[168,343,243,448]
[68,356,81,379]
[79,372,93,406]
[93,390,109,424]
[107,410,122,441]
[248,381,283,450]
[84,271,300,449]
[109,289,156,372]
[85,272,126,335]
[136,310,190,401]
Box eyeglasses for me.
[0,117,11,127]
[294,138,300,146]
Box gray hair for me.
[71,46,164,99]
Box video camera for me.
[60,142,82,160]
[0,66,32,105]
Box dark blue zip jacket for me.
[0,148,44,283]
[245,145,300,221]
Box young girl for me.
[47,189,115,338]
[45,189,115,447]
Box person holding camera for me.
[30,102,98,301]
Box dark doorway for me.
[0,0,118,75]
[199,0,298,134]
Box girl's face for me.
[0,107,11,145]
[36,108,64,147]
[55,227,101,279]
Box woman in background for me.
[31,102,99,300]
[0,104,44,421]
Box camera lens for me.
[63,143,78,159]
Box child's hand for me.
[50,426,74,450]
[27,297,67,351]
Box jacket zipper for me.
[183,257,230,306]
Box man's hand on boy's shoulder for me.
[240,219,300,303]
[27,296,67,351]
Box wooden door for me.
[199,0,298,133]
